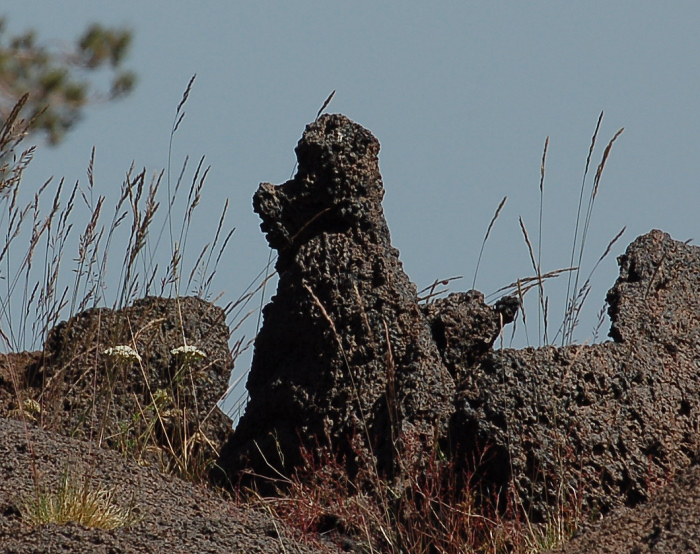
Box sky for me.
[3,3,700,420]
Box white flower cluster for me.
[103,345,142,363]
[171,345,207,361]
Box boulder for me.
[17,296,232,477]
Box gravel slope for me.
[0,418,339,554]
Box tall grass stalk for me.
[0,80,251,487]
[537,136,549,345]
[561,113,624,344]
[473,196,507,290]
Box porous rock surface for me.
[3,296,232,473]
[552,460,700,553]
[422,290,520,382]
[217,114,516,486]
[0,417,340,554]
[218,114,700,544]
[453,229,700,521]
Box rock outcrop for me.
[452,230,700,521]
[5,296,233,476]
[217,115,483,485]
[218,114,700,534]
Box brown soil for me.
[0,418,340,554]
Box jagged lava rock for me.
[552,459,700,553]
[423,291,519,382]
[452,230,700,521]
[218,114,457,484]
[31,296,232,473]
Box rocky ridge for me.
[2,114,700,551]
[218,114,700,548]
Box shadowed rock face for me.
[217,115,512,484]
[551,459,700,554]
[452,230,700,521]
[218,114,700,539]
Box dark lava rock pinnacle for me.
[216,115,700,532]
[218,114,510,485]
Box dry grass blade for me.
[559,226,626,344]
[538,137,548,281]
[472,196,507,289]
[185,243,210,292]
[118,169,163,307]
[172,74,196,135]
[581,126,625,267]
[538,137,549,345]
[193,198,235,298]
[518,219,538,294]
[418,275,463,303]
[565,126,624,344]
[539,136,549,194]
[592,127,625,199]
[181,157,207,238]
[150,157,187,264]
[563,112,604,344]
[315,89,336,121]
[490,267,577,297]
[0,93,29,148]
[514,278,528,346]
[200,213,235,298]
[594,225,626,268]
[70,150,106,315]
[591,304,607,343]
[166,76,196,298]
[585,112,605,185]
[20,467,140,530]
[519,216,548,344]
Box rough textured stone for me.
[423,291,519,382]
[552,460,700,554]
[215,113,700,550]
[217,114,460,485]
[16,296,233,476]
[452,230,700,521]
[0,351,42,419]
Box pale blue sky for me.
[3,3,700,416]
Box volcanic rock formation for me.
[3,296,232,474]
[217,114,516,486]
[452,230,700,520]
[218,114,700,529]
